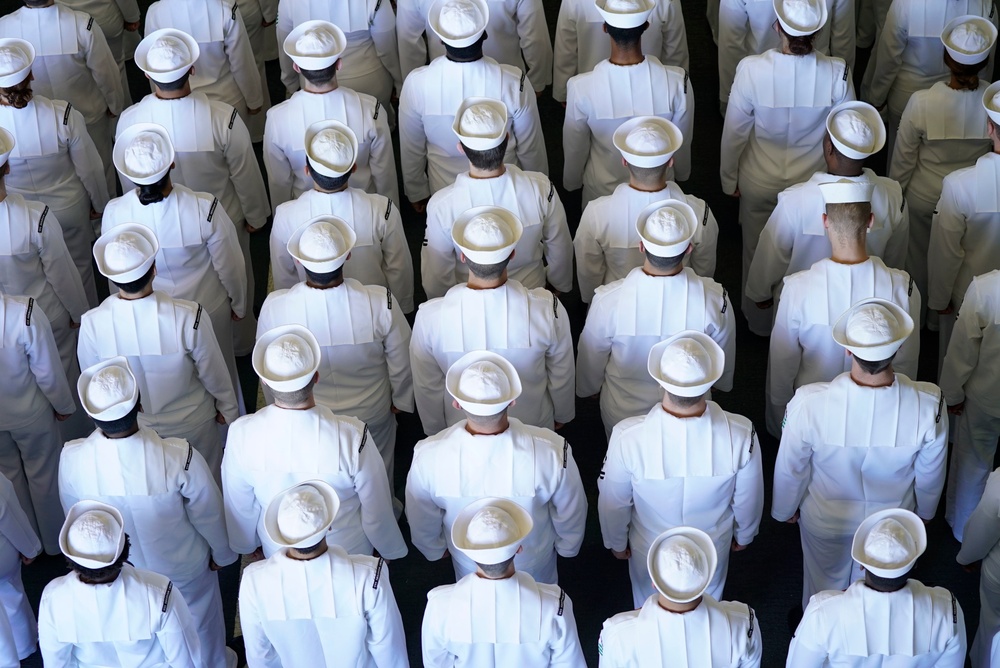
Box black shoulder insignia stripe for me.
[37,206,48,233]
[843,65,849,81]
[908,278,914,296]
[520,71,526,92]
[86,16,94,30]
[702,206,709,226]
[231,3,239,20]
[358,424,369,453]
[553,295,558,319]
[228,109,238,130]
[547,181,555,202]
[373,102,380,120]
[208,198,219,222]
[373,0,383,14]
[421,235,428,247]
[63,104,72,125]
[193,304,203,330]
[386,287,392,310]
[184,444,194,471]
[162,582,173,612]
[748,606,755,639]
[562,442,568,468]
[372,557,384,589]
[25,297,33,326]
[952,592,958,623]
[683,70,689,94]
[721,288,729,314]
[384,198,393,220]
[937,393,944,423]
[557,589,566,616]
[749,425,756,455]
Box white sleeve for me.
[379,200,415,313]
[550,1,578,103]
[222,110,271,229]
[221,431,264,553]
[717,0,749,107]
[688,201,718,278]
[368,105,401,206]
[26,305,76,416]
[541,182,574,293]
[81,16,125,114]
[362,560,410,668]
[275,7,298,94]
[203,199,248,317]
[913,390,947,521]
[263,120,295,212]
[829,0,856,68]
[382,294,414,413]
[36,209,90,320]
[238,578,283,668]
[515,0,554,92]
[562,78,590,191]
[670,72,694,182]
[420,198,460,300]
[371,1,404,92]
[766,286,802,437]
[511,79,548,176]
[927,178,965,310]
[939,281,983,406]
[732,427,764,546]
[710,286,736,392]
[863,3,906,106]
[409,312,448,435]
[0,475,41,558]
[223,2,264,109]
[404,452,448,560]
[746,199,797,303]
[596,431,633,552]
[893,277,921,379]
[185,309,239,422]
[548,299,576,425]
[574,206,607,304]
[720,61,755,195]
[398,79,431,203]
[178,446,239,567]
[549,443,587,557]
[770,393,813,522]
[956,469,1000,564]
[157,583,203,668]
[269,207,301,290]
[396,0,429,81]
[548,593,587,668]
[354,435,409,559]
[888,100,922,193]
[659,0,689,70]
[575,295,613,398]
[65,106,110,213]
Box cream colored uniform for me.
[410,281,575,436]
[57,0,140,97]
[222,404,408,559]
[0,470,41,662]
[599,402,764,607]
[577,267,735,438]
[772,373,948,609]
[422,166,573,299]
[405,418,587,584]
[956,467,1000,668]
[422,571,586,667]
[767,256,920,436]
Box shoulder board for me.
[952,592,958,623]
[208,198,219,222]
[86,16,94,30]
[231,3,239,20]
[702,205,710,226]
[562,441,568,468]
[843,65,850,81]
[228,109,238,130]
[520,71,527,92]
[373,101,380,120]
[747,605,755,639]
[386,287,392,310]
[162,581,173,612]
[193,304,204,330]
[936,393,944,423]
[358,424,369,453]
[372,557,384,589]
[908,277,914,296]
[184,444,193,471]
[547,181,555,203]
[63,103,72,125]
[37,206,49,233]
[384,198,393,220]
[683,70,689,93]
[721,288,728,314]
[749,425,756,455]
[25,297,33,326]
[557,589,566,616]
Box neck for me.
[313,181,350,195]
[864,575,907,593]
[118,285,154,301]
[466,272,506,290]
[275,396,316,411]
[469,163,505,180]
[828,239,869,265]
[827,161,864,178]
[465,415,510,436]
[629,179,667,193]
[303,79,338,94]
[287,542,328,561]
[102,423,140,439]
[25,0,55,7]
[661,398,707,418]
[948,73,974,91]
[154,85,190,100]
[79,568,122,585]
[850,364,895,388]
[446,50,483,63]
[642,261,684,278]
[657,594,702,613]
[475,564,516,580]
[609,42,644,66]
[306,277,344,290]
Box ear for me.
[621,157,628,169]
[188,65,195,77]
[866,213,875,231]
[312,371,320,383]
[458,142,466,156]
[602,23,608,34]
[459,252,467,265]
[335,59,343,72]
[509,248,516,260]
[685,243,693,256]
[345,251,352,262]
[137,402,144,413]
[452,399,461,410]
[144,72,151,81]
[515,545,523,555]
[508,399,516,408]
[638,240,646,253]
[667,156,675,169]
[293,63,301,74]
[351,164,357,175]
[822,213,829,230]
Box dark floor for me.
[1,0,989,665]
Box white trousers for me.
[176,566,228,668]
[738,176,781,337]
[628,529,731,609]
[799,521,861,610]
[946,397,1000,541]
[0,574,34,660]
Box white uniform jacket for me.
[257,280,414,426]
[720,50,854,197]
[410,281,575,435]
[598,594,762,667]
[574,182,718,303]
[767,256,920,436]
[940,270,1000,412]
[240,545,408,668]
[928,154,1000,311]
[577,267,735,429]
[786,580,966,667]
[77,291,239,430]
[116,93,270,229]
[563,56,694,197]
[746,170,909,303]
[0,293,75,430]
[59,426,238,583]
[38,565,202,668]
[422,571,586,667]
[422,166,573,299]
[398,56,547,202]
[405,419,587,582]
[145,0,264,113]
[772,372,948,534]
[57,0,139,56]
[264,87,399,211]
[0,5,123,125]
[222,404,407,559]
[269,188,414,312]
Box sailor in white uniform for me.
[406,352,588,584]
[598,333,762,607]
[956,465,1000,668]
[721,0,854,336]
[240,482,409,667]
[563,1,693,207]
[398,0,547,210]
[773,299,948,609]
[269,120,414,311]
[423,97,573,300]
[888,15,995,323]
[124,29,270,355]
[0,291,75,554]
[0,39,109,308]
[222,325,408,560]
[941,270,1000,540]
[422,498,587,667]
[264,21,400,211]
[79,226,239,479]
[60,358,237,668]
[410,207,575,435]
[767,181,920,436]
[0,456,41,663]
[56,0,140,101]
[598,527,762,667]
[575,117,718,304]
[38,502,202,667]
[552,0,689,106]
[747,103,908,334]
[788,509,966,667]
[258,215,413,509]
[231,0,274,142]
[577,201,734,439]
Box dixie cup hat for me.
[451,497,533,565]
[304,120,358,178]
[0,39,34,88]
[941,15,997,65]
[114,123,174,185]
[453,97,508,151]
[614,116,683,168]
[253,325,322,392]
[287,215,357,274]
[452,206,523,265]
[820,178,876,205]
[60,501,127,569]
[826,101,885,160]
[446,350,522,415]
[773,0,828,36]
[428,0,489,48]
[93,224,159,284]
[647,330,725,397]
[595,0,655,29]
[284,20,347,71]
[0,126,14,167]
[832,297,913,362]
[982,80,1000,125]
[647,526,718,603]
[78,357,139,421]
[852,508,927,578]
[636,199,698,258]
[263,480,341,549]
[134,29,200,83]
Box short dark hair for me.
[477,555,515,578]
[778,23,817,55]
[151,71,191,92]
[626,162,669,182]
[605,23,647,47]
[462,135,510,172]
[70,534,131,584]
[865,569,909,592]
[295,539,328,557]
[270,374,318,406]
[299,62,339,86]
[443,33,487,60]
[825,202,872,243]
[304,266,344,285]
[665,391,704,407]
[137,172,171,206]
[854,353,895,376]
[466,408,507,430]
[644,249,685,271]
[92,395,142,435]
[112,263,156,295]
[464,254,512,281]
[306,163,352,192]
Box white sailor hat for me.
[452,497,533,565]
[114,123,174,186]
[0,127,15,167]
[60,501,126,569]
[453,97,508,151]
[613,116,683,168]
[647,527,717,603]
[942,15,997,65]
[446,350,522,416]
[94,224,159,284]
[773,0,828,36]
[284,20,346,71]
[596,0,655,29]
[134,29,200,83]
[0,39,33,88]
[429,0,489,48]
[983,80,1000,125]
[833,298,913,362]
[826,101,885,160]
[287,215,357,274]
[636,199,697,258]
[647,330,725,397]
[452,206,523,265]
[852,508,926,578]
[253,325,322,392]
[305,120,358,178]
[263,480,340,549]
[820,178,875,205]
[78,357,139,421]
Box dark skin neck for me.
[102,423,140,439]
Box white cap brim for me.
[263,480,340,549]
[93,223,160,284]
[635,199,698,258]
[0,39,34,88]
[252,324,322,392]
[595,0,655,29]
[613,116,683,168]
[453,97,509,151]
[304,119,358,178]
[0,126,15,167]
[428,0,490,47]
[78,356,139,421]
[983,80,1000,125]
[134,29,200,83]
[773,0,828,35]
[942,15,997,65]
[113,123,174,186]
[647,330,725,397]
[451,497,533,565]
[452,205,523,265]
[821,179,876,204]
[852,508,926,578]
[446,350,522,415]
[287,215,357,273]
[832,297,913,362]
[647,527,718,603]
[826,101,886,160]
[284,20,346,71]
[60,501,126,569]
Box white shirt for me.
[422,571,586,667]
[410,281,575,435]
[240,545,408,668]
[222,404,408,559]
[422,166,573,299]
[269,187,414,312]
[398,56,547,202]
[939,270,1000,415]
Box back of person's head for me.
[643,248,685,271]
[92,397,142,436]
[854,353,895,375]
[0,77,31,109]
[299,61,339,86]
[112,263,156,295]
[303,265,344,286]
[825,201,871,242]
[137,172,171,206]
[626,162,669,183]
[443,33,487,60]
[70,535,131,584]
[781,25,816,55]
[605,23,647,47]
[463,135,510,172]
[464,254,512,281]
[306,162,352,191]
[270,374,318,406]
[151,69,191,93]
[944,51,988,90]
